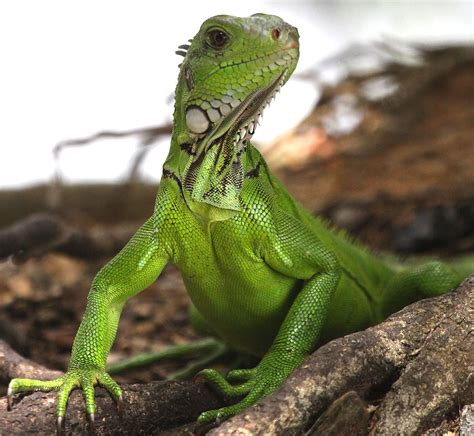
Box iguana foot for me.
[196,353,303,424]
[196,366,272,424]
[8,369,123,434]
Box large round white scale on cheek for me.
[186,107,210,134]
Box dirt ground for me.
[0,254,198,395]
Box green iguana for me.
[7,13,469,432]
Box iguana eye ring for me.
[207,29,229,49]
[272,28,281,40]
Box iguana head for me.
[169,14,299,214]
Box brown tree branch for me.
[0,279,472,434]
[48,123,172,208]
[0,213,136,262]
[1,381,223,435]
[53,124,172,158]
[211,276,474,435]
[0,340,224,434]
[0,340,62,382]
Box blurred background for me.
[0,0,473,394]
[0,1,472,187]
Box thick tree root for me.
[0,340,62,382]
[0,213,135,262]
[0,276,472,434]
[0,381,224,435]
[210,276,474,435]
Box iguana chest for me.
[168,208,299,356]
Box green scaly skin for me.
[8,14,466,430]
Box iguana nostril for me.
[286,28,300,49]
[289,28,299,40]
[271,28,281,40]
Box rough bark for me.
[0,339,225,434]
[0,339,224,434]
[0,278,472,434]
[306,391,370,435]
[0,381,223,435]
[0,340,62,382]
[460,404,474,436]
[210,276,474,435]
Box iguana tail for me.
[385,253,474,279]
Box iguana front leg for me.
[8,217,169,432]
[198,211,341,424]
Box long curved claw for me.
[87,412,96,433]
[56,416,65,436]
[96,371,124,418]
[115,394,124,417]
[194,420,219,436]
[7,386,13,411]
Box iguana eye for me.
[207,29,229,49]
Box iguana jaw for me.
[194,69,287,159]
[179,70,287,216]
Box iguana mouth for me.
[193,70,287,159]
